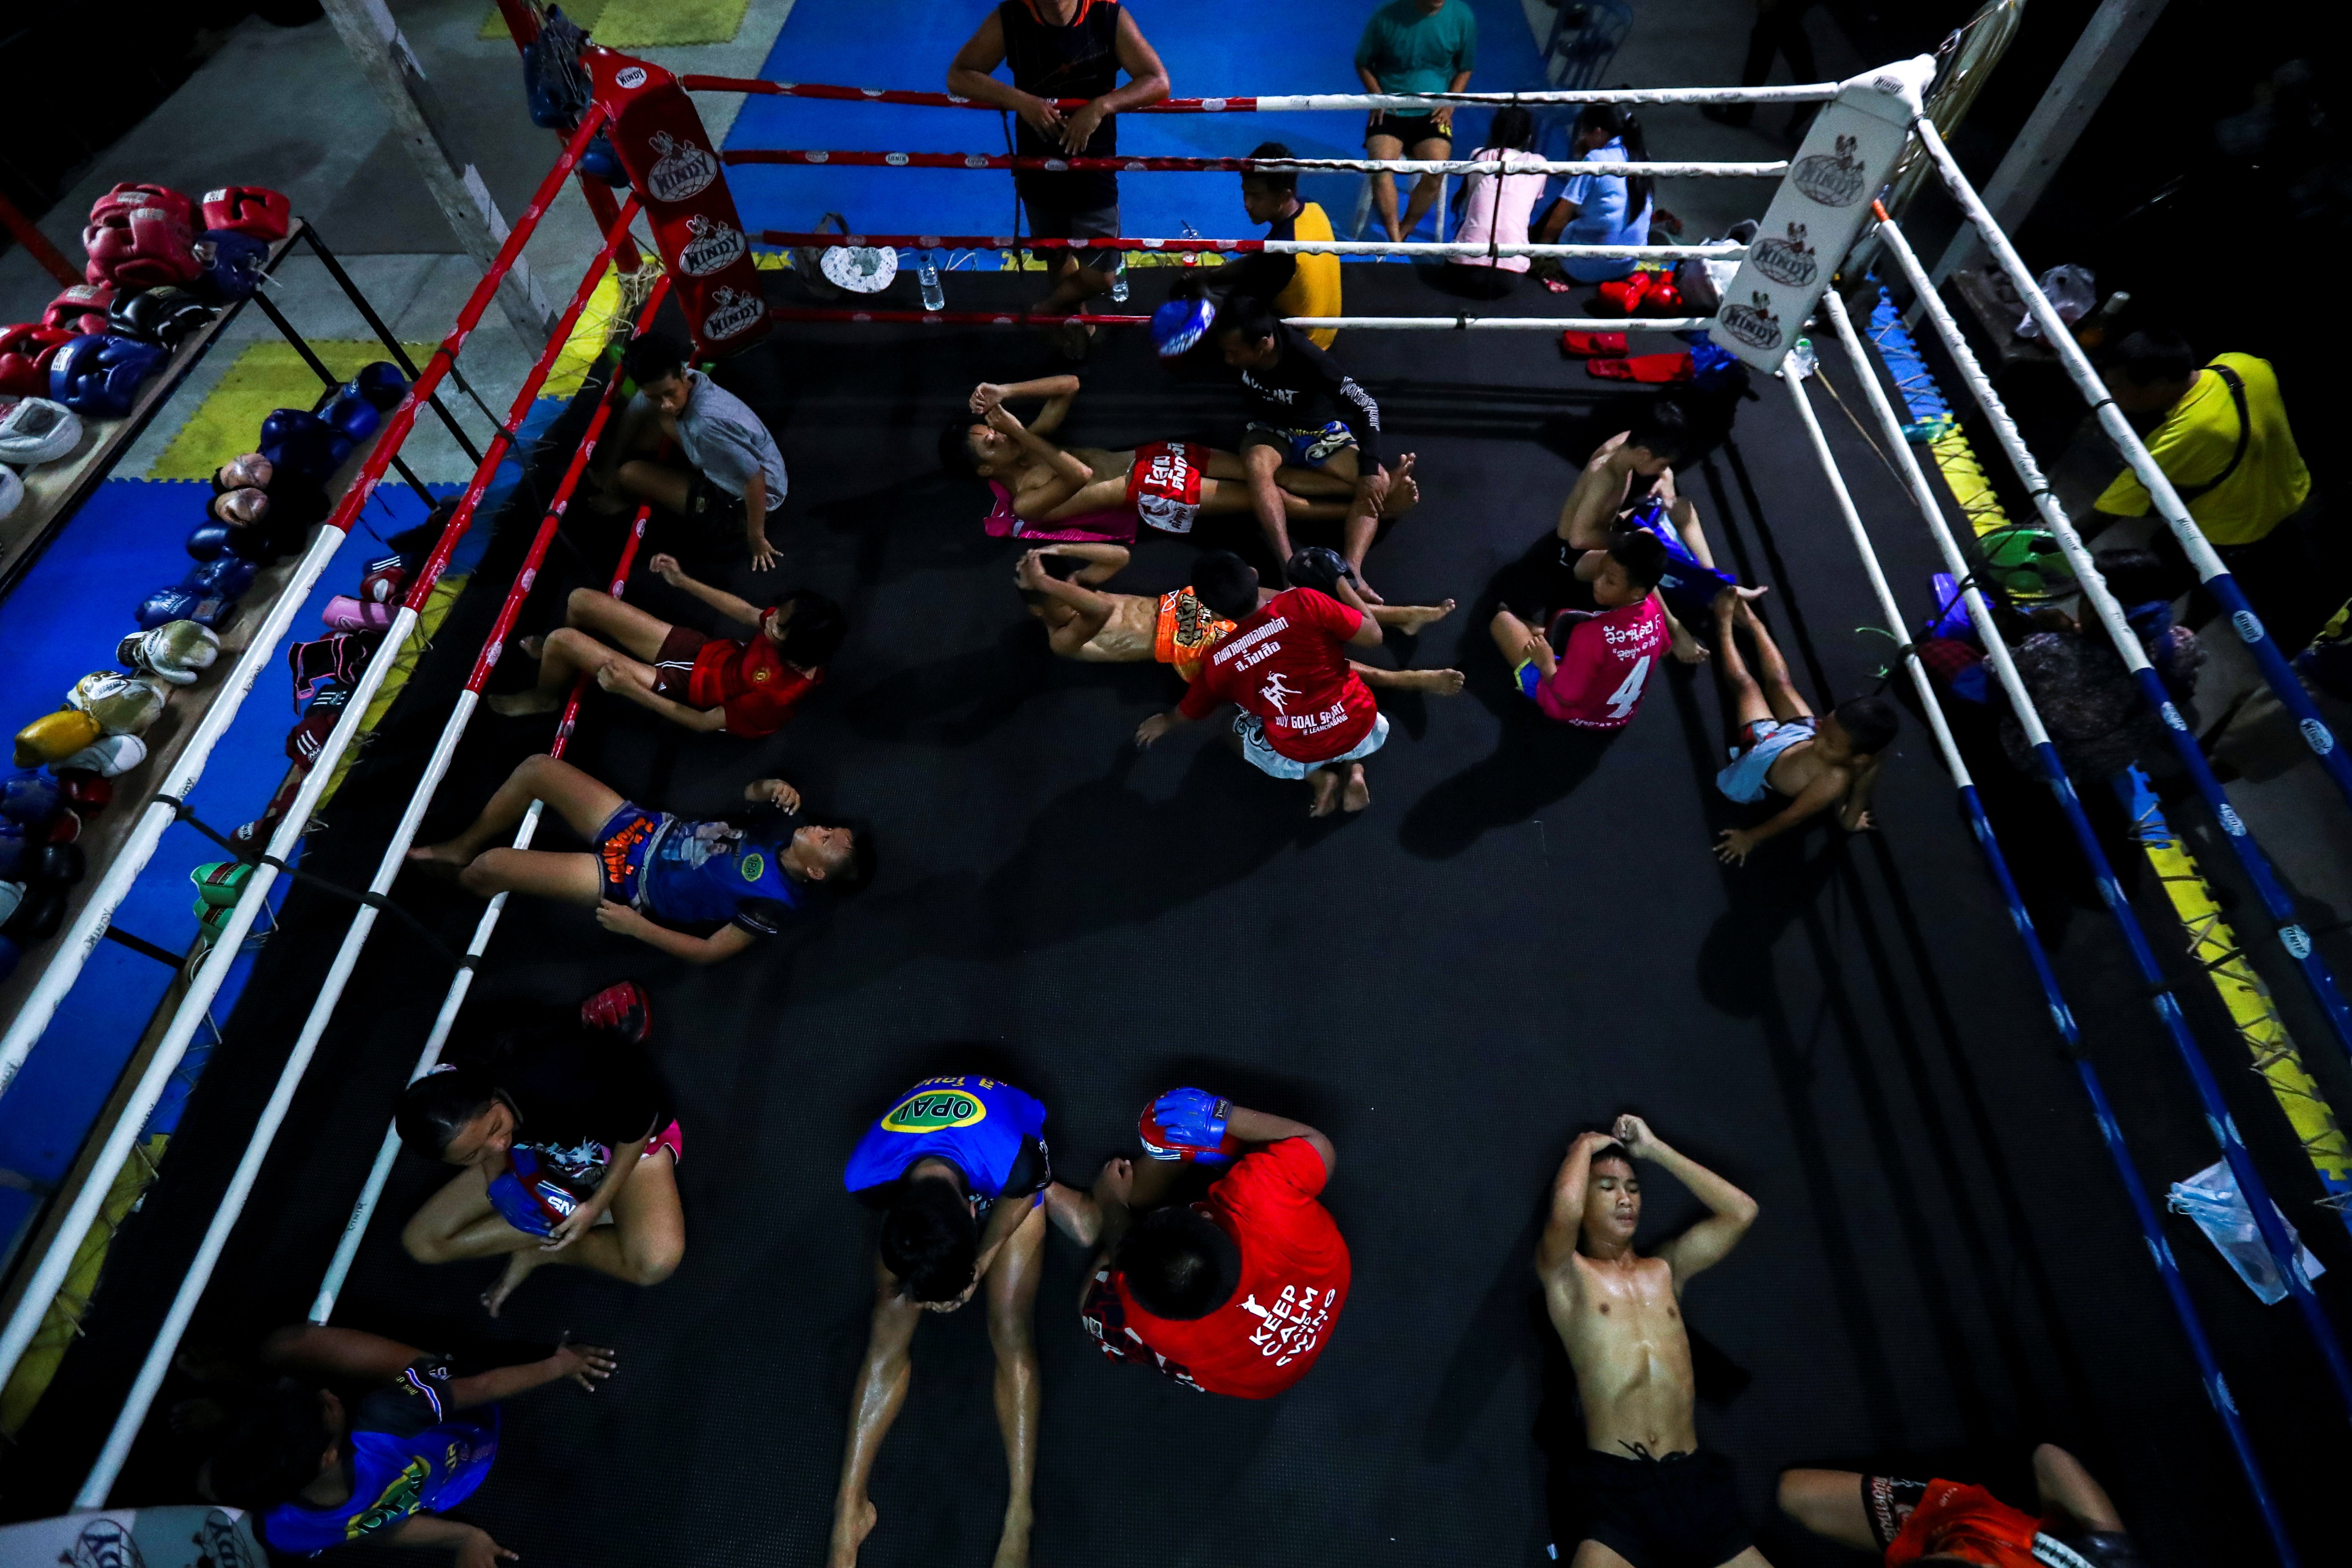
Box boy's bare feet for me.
[828,1498,879,1568]
[487,690,563,717]
[405,841,473,878]
[481,1249,542,1317]
[1308,769,1344,818]
[1378,453,1420,518]
[1384,599,1456,636]
[1340,763,1372,813]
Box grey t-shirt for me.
[674,369,787,501]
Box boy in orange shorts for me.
[1013,544,1460,695]
[1778,1444,2146,1568]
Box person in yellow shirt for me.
[1165,143,1344,348]
[2091,329,2330,647]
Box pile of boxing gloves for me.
[0,182,289,524]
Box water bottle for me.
[1179,219,1202,267]
[1109,265,1129,303]
[1785,336,1817,380]
[918,251,945,312]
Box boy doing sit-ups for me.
[1016,545,1461,695]
[489,554,844,738]
[943,375,1417,533]
[1711,596,1899,865]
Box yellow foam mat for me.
[2,1135,167,1436]
[2134,808,2352,1190]
[482,0,748,46]
[152,340,432,481]
[544,259,632,401]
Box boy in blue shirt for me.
[199,1323,613,1565]
[832,1075,1054,1568]
[408,755,869,965]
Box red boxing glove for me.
[201,186,291,242]
[43,283,116,337]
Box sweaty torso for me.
[1013,445,1137,519]
[1561,449,1637,548]
[1543,1250,1699,1455]
[1763,738,1834,800]
[1073,591,1157,660]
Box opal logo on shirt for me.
[739,852,766,882]
[883,1091,988,1131]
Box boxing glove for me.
[68,671,168,737]
[323,387,380,449]
[287,683,352,766]
[121,621,221,687]
[33,842,85,887]
[1284,546,1355,598]
[213,451,273,493]
[224,521,291,564]
[58,774,113,812]
[42,282,116,337]
[108,285,213,349]
[0,395,85,466]
[353,361,407,410]
[190,859,253,908]
[46,812,80,845]
[51,734,145,779]
[49,333,168,418]
[1137,1087,1240,1165]
[200,186,290,242]
[581,132,630,189]
[0,770,64,826]
[258,407,337,484]
[137,586,232,631]
[322,595,394,634]
[83,202,199,291]
[0,325,77,399]
[187,522,234,561]
[14,710,103,768]
[359,555,409,605]
[193,230,270,304]
[0,822,28,880]
[211,487,270,528]
[1,885,63,943]
[89,182,194,231]
[187,555,259,600]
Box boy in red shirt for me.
[1134,553,1391,816]
[1488,530,1673,730]
[1778,1443,2146,1568]
[489,553,844,739]
[1047,1089,1348,1399]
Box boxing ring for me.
[0,43,2341,1564]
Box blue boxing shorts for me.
[1620,502,1738,626]
[1245,420,1358,469]
[592,802,666,909]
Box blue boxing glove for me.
[258,407,337,484]
[323,386,380,448]
[187,522,234,561]
[353,361,407,410]
[1151,295,1215,360]
[49,333,167,418]
[1138,1087,1240,1164]
[193,230,269,304]
[186,555,258,600]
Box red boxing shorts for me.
[1127,441,1204,534]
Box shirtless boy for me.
[942,375,1418,533]
[1710,595,1899,866]
[1537,1115,1764,1568]
[1014,544,1461,695]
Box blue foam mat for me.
[0,479,460,1252]
[722,0,1550,256]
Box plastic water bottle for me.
[1179,219,1202,267]
[1109,265,1129,303]
[1785,336,1817,380]
[918,251,945,312]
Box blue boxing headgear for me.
[1152,296,1216,359]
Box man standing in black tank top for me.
[950,0,1170,356]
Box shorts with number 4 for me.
[1234,710,1389,780]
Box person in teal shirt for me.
[1354,0,1477,241]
